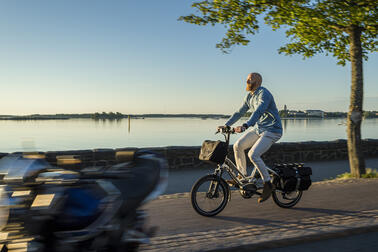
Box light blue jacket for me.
[225,86,283,134]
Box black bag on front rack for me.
[199,140,228,164]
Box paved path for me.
[141,179,378,251]
[259,231,378,252]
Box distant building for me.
[288,110,306,117]
[284,104,287,111]
[305,110,324,117]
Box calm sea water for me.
[0,118,377,152]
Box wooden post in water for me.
[128,115,130,133]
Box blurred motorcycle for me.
[0,150,168,252]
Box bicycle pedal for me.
[227,182,240,188]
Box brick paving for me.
[141,179,378,252]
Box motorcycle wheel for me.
[1,244,7,252]
[272,190,302,208]
[191,175,229,217]
[115,242,139,252]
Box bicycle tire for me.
[272,190,302,208]
[191,175,229,217]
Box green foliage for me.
[278,110,288,118]
[92,112,124,120]
[363,111,378,118]
[336,168,378,179]
[324,112,347,118]
[179,0,377,65]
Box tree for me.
[179,0,377,177]
[278,110,288,118]
[92,112,100,119]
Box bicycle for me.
[191,127,311,217]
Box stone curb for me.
[157,178,378,200]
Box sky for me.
[0,0,377,115]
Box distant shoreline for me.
[0,114,230,121]
[0,112,375,121]
[0,117,69,120]
[0,116,354,121]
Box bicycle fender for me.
[207,174,231,202]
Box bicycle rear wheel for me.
[272,190,302,208]
[191,175,229,217]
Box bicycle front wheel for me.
[191,175,229,217]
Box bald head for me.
[246,72,262,92]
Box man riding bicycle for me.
[218,72,282,203]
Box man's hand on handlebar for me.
[234,126,245,133]
[216,125,248,134]
[234,124,248,133]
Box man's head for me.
[246,72,262,92]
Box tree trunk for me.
[347,25,365,178]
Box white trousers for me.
[233,130,282,182]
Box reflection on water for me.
[128,115,131,133]
[282,119,287,132]
[0,118,377,152]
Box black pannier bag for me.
[199,140,228,164]
[298,166,312,190]
[273,164,312,192]
[273,164,297,192]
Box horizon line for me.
[2,110,372,117]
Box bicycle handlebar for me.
[215,127,236,135]
[215,127,236,144]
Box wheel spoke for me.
[191,175,229,216]
[196,180,224,212]
[272,190,302,208]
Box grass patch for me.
[336,168,378,179]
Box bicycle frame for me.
[194,128,305,216]
[211,129,279,190]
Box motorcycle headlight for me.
[0,186,9,232]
